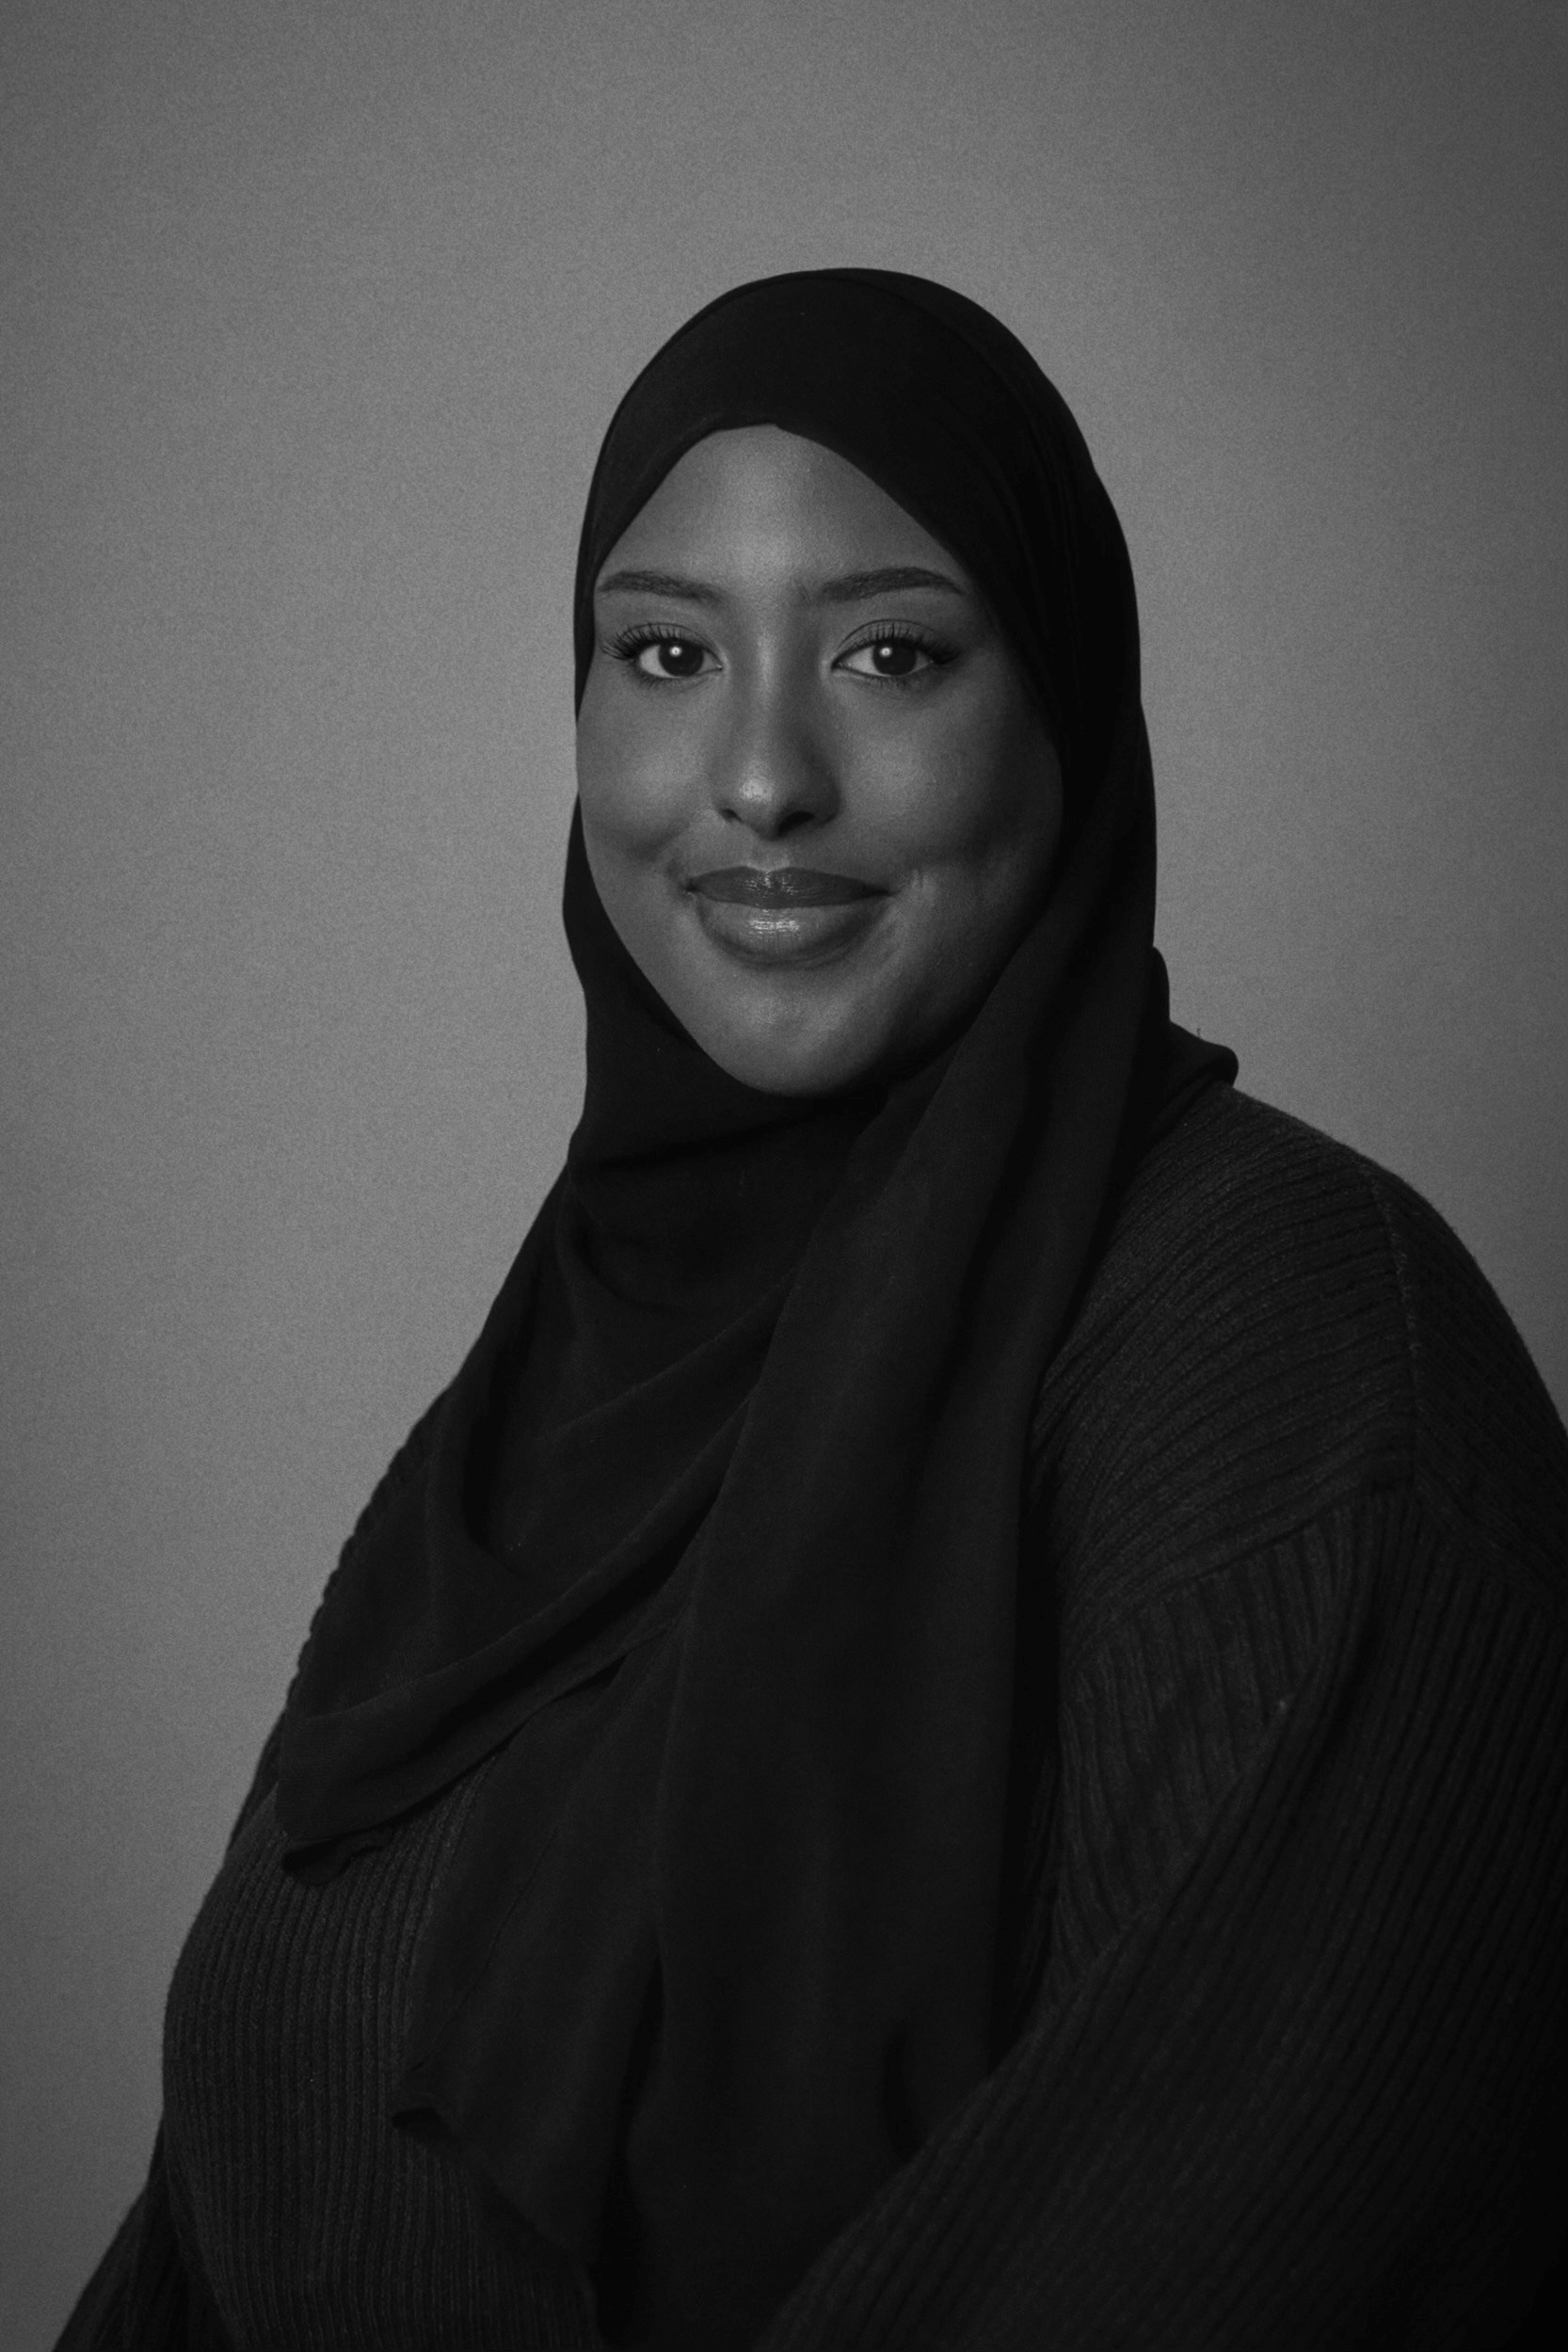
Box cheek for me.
[575,673,698,858]
[865,696,1058,884]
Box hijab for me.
[277,268,1236,2347]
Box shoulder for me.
[1032,1083,1566,1620]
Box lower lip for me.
[689,891,888,967]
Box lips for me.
[687,866,883,907]
[684,865,888,968]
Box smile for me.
[685,867,889,967]
[688,866,883,906]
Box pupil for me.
[660,640,700,675]
[874,640,917,675]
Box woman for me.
[61,270,1566,2350]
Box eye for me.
[836,625,948,682]
[608,625,718,681]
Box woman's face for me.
[576,425,1064,1096]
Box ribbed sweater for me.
[58,1088,1568,2349]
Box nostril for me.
[716,749,839,836]
[723,797,824,840]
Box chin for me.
[691,1011,895,1099]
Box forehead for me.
[595,424,965,586]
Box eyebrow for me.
[593,564,968,605]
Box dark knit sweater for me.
[58,1089,1568,2349]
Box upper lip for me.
[686,865,884,907]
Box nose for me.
[711,668,839,840]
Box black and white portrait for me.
[5,7,1564,2348]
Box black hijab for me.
[277,269,1235,2347]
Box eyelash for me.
[605,623,712,679]
[839,620,952,681]
[603,618,954,686]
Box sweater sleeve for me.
[50,1389,449,2351]
[760,1494,1568,2351]
[52,1723,285,2352]
[51,2131,229,2352]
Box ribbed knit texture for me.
[57,1089,1567,2349]
[163,1758,600,2349]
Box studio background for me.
[3,3,1563,2343]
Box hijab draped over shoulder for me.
[276,269,1235,2348]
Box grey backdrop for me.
[4,2,1564,2342]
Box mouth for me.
[687,865,884,907]
[684,865,889,967]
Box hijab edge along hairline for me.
[570,265,1095,750]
